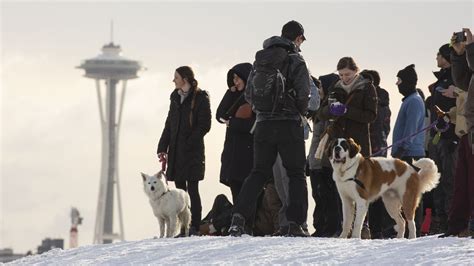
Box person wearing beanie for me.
[392,64,426,237]
[216,62,255,204]
[360,69,394,239]
[440,28,474,238]
[396,64,418,97]
[307,73,342,237]
[157,66,212,236]
[426,43,457,235]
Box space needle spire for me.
[77,26,143,244]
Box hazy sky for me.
[1,0,473,253]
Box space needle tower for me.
[77,25,143,244]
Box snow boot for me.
[285,222,308,237]
[228,213,246,237]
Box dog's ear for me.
[141,172,147,181]
[348,138,361,158]
[156,171,162,179]
[325,138,336,159]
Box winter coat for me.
[428,67,457,140]
[391,92,426,157]
[245,36,310,122]
[451,43,474,134]
[370,86,391,156]
[157,88,212,182]
[216,89,255,186]
[317,75,377,157]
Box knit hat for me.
[226,63,253,88]
[397,64,418,90]
[438,44,451,63]
[318,73,339,96]
[282,20,306,41]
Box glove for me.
[392,147,406,159]
[157,152,167,171]
[329,102,347,116]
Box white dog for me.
[141,171,191,238]
[327,138,440,239]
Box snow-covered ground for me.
[7,235,473,265]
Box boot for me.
[228,213,246,237]
[430,216,441,235]
[361,225,371,239]
[271,226,288,236]
[285,222,308,237]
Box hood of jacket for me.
[262,36,298,53]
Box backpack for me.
[249,46,291,113]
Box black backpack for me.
[249,46,291,113]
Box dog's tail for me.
[412,158,440,193]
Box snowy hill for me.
[7,235,473,265]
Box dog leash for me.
[370,120,445,158]
[371,105,450,158]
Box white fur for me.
[141,171,191,238]
[329,138,440,239]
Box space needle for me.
[77,25,143,244]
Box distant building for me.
[37,238,64,254]
[0,248,25,263]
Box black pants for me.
[229,180,244,205]
[175,180,202,229]
[310,167,341,236]
[400,155,424,237]
[233,120,308,225]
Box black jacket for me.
[428,67,457,140]
[157,88,212,182]
[217,63,255,186]
[245,36,310,122]
[370,86,391,156]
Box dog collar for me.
[345,176,366,190]
[156,188,170,200]
[344,166,366,190]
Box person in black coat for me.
[157,66,212,235]
[216,63,255,203]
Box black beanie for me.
[438,44,451,63]
[226,63,253,88]
[318,73,339,96]
[397,64,417,90]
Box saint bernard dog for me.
[327,138,440,239]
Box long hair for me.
[176,66,200,127]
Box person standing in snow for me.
[426,44,458,235]
[228,20,310,237]
[216,63,255,204]
[391,64,426,236]
[157,66,212,236]
[360,69,394,239]
[441,28,474,238]
[317,57,378,238]
[308,73,342,237]
[272,74,320,236]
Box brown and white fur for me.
[327,138,440,239]
[141,171,191,238]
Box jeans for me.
[233,120,308,225]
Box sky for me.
[1,0,473,253]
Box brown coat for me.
[318,75,378,157]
